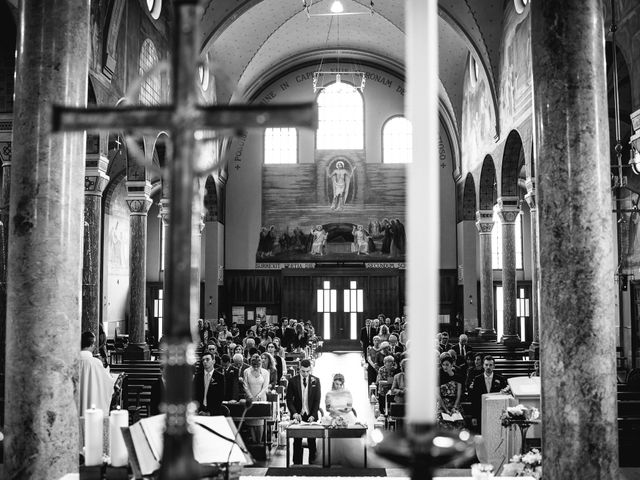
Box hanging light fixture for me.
[311,13,366,93]
[303,0,373,17]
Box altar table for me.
[285,424,367,468]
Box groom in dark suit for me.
[469,355,507,430]
[286,359,321,464]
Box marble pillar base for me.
[501,334,521,346]
[123,342,150,361]
[479,328,497,340]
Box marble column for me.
[532,1,618,478]
[5,1,90,478]
[191,180,205,335]
[476,210,496,339]
[525,179,540,358]
[158,197,169,338]
[125,180,152,360]
[0,148,10,428]
[496,197,520,345]
[82,153,109,337]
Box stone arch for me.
[204,175,218,222]
[478,155,497,211]
[501,130,525,197]
[458,173,477,221]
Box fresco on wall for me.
[461,67,495,171]
[499,4,532,130]
[258,150,407,262]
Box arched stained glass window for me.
[139,39,160,105]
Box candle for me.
[84,405,104,466]
[109,407,129,467]
[406,0,438,424]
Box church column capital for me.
[496,196,521,224]
[525,178,537,211]
[476,210,494,234]
[85,154,110,196]
[126,180,152,215]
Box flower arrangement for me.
[500,404,540,428]
[502,448,542,478]
[327,415,348,428]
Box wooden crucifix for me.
[52,1,316,478]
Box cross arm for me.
[52,105,175,132]
[197,102,317,130]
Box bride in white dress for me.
[321,373,365,467]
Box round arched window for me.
[514,0,529,14]
[146,0,162,20]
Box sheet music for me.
[193,416,249,464]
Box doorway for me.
[315,278,363,340]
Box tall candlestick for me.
[109,407,129,467]
[85,405,104,466]
[406,0,439,424]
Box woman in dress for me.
[242,353,271,443]
[321,374,364,467]
[367,335,382,385]
[378,325,390,343]
[438,353,465,430]
[260,351,278,386]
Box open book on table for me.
[121,414,252,479]
[441,411,463,422]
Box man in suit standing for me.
[286,359,321,464]
[193,352,226,415]
[469,355,507,431]
[359,318,375,355]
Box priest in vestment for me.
[79,331,116,415]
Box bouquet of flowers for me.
[502,448,542,478]
[500,404,540,428]
[327,415,348,428]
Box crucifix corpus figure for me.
[52,1,316,478]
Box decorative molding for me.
[0,141,11,165]
[84,171,110,195]
[126,180,152,215]
[475,209,494,234]
[496,196,520,224]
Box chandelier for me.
[309,2,371,93]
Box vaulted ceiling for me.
[198,0,505,137]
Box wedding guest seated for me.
[465,353,484,392]
[438,353,465,430]
[79,331,116,416]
